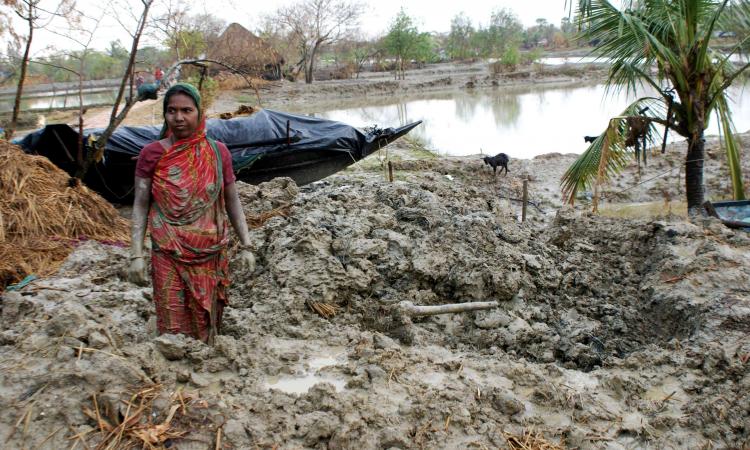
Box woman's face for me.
[165,92,199,140]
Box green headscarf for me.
[159,82,202,139]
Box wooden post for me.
[522,178,528,222]
[388,160,394,182]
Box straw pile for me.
[503,429,566,450]
[78,384,221,449]
[0,140,130,290]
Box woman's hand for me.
[128,256,149,286]
[238,249,256,273]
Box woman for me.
[127,83,255,344]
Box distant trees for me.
[153,4,225,61]
[383,9,436,79]
[444,9,524,67]
[477,8,524,58]
[447,13,474,60]
[272,0,363,83]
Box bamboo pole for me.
[397,301,498,317]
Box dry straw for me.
[0,140,130,289]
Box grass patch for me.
[402,135,438,159]
[599,200,688,219]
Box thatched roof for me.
[209,23,284,74]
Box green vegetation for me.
[561,0,749,216]
[0,43,170,85]
[383,9,437,79]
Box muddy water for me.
[319,81,750,158]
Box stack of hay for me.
[0,140,130,290]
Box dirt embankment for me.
[2,161,749,448]
[212,60,609,114]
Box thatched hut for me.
[209,23,284,80]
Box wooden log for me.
[398,301,499,317]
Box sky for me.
[18,0,573,54]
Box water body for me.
[0,90,118,112]
[541,53,749,65]
[319,81,750,159]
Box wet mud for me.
[2,161,749,448]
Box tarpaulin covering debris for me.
[17,109,421,202]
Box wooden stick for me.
[522,178,528,222]
[397,301,498,317]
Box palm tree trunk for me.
[685,134,706,216]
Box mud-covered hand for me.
[127,256,149,286]
[238,249,256,273]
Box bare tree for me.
[274,0,363,84]
[151,0,224,61]
[75,0,153,179]
[33,6,106,165]
[4,0,74,140]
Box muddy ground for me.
[2,61,750,449]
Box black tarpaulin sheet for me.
[17,109,370,165]
[16,109,421,202]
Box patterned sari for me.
[149,125,229,343]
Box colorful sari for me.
[149,124,229,343]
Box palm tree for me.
[562,0,750,216]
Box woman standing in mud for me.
[127,83,255,344]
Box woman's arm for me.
[131,176,152,255]
[127,176,151,285]
[224,182,251,246]
[224,182,255,272]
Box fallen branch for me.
[397,301,498,317]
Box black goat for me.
[482,153,509,176]
[583,135,598,143]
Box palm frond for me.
[696,0,729,74]
[716,96,746,199]
[561,98,665,204]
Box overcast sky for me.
[21,0,572,54]
[218,0,572,35]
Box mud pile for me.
[1,164,749,449]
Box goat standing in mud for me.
[482,153,510,176]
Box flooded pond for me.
[319,81,750,159]
[0,89,118,112]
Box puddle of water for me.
[319,81,750,159]
[265,355,347,395]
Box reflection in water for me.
[487,91,521,128]
[320,81,750,158]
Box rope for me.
[602,157,705,200]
